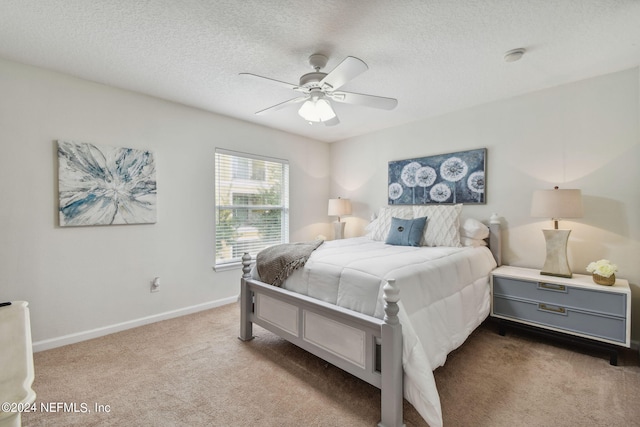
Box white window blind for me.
[215,149,289,268]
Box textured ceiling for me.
[1,0,639,142]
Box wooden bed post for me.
[379,279,405,427]
[239,252,254,341]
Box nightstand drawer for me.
[493,296,627,344]
[493,276,626,317]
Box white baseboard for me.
[32,296,238,352]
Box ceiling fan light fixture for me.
[315,98,335,121]
[298,97,336,123]
[298,100,318,122]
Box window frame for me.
[214,148,289,270]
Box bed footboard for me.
[239,253,404,427]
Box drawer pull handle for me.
[538,282,566,292]
[538,303,566,315]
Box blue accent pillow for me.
[385,216,428,247]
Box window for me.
[214,149,289,268]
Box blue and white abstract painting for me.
[388,148,486,205]
[58,140,157,226]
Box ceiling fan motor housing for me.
[299,72,328,89]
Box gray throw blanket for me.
[256,240,323,287]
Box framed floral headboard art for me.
[388,148,486,205]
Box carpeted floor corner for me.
[22,303,640,426]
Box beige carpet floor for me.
[22,303,640,427]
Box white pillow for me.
[461,236,488,247]
[366,206,413,241]
[413,204,463,247]
[460,217,490,240]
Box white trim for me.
[214,147,289,165]
[32,297,237,352]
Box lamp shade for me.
[328,198,352,217]
[531,188,583,220]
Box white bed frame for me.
[239,219,502,427]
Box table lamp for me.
[530,186,583,277]
[328,197,352,240]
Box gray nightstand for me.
[491,266,631,365]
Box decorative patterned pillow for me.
[385,217,427,247]
[366,206,413,241]
[412,204,463,247]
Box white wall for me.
[0,58,331,348]
[331,68,640,344]
[2,57,638,348]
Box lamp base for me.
[540,229,572,278]
[333,221,346,240]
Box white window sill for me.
[213,261,254,273]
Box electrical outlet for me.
[151,277,160,293]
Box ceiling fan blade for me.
[330,91,398,110]
[239,73,299,91]
[323,115,340,126]
[319,56,368,91]
[255,96,308,115]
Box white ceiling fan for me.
[240,54,398,126]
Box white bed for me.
[239,206,501,427]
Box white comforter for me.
[257,237,497,427]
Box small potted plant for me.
[586,259,618,286]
